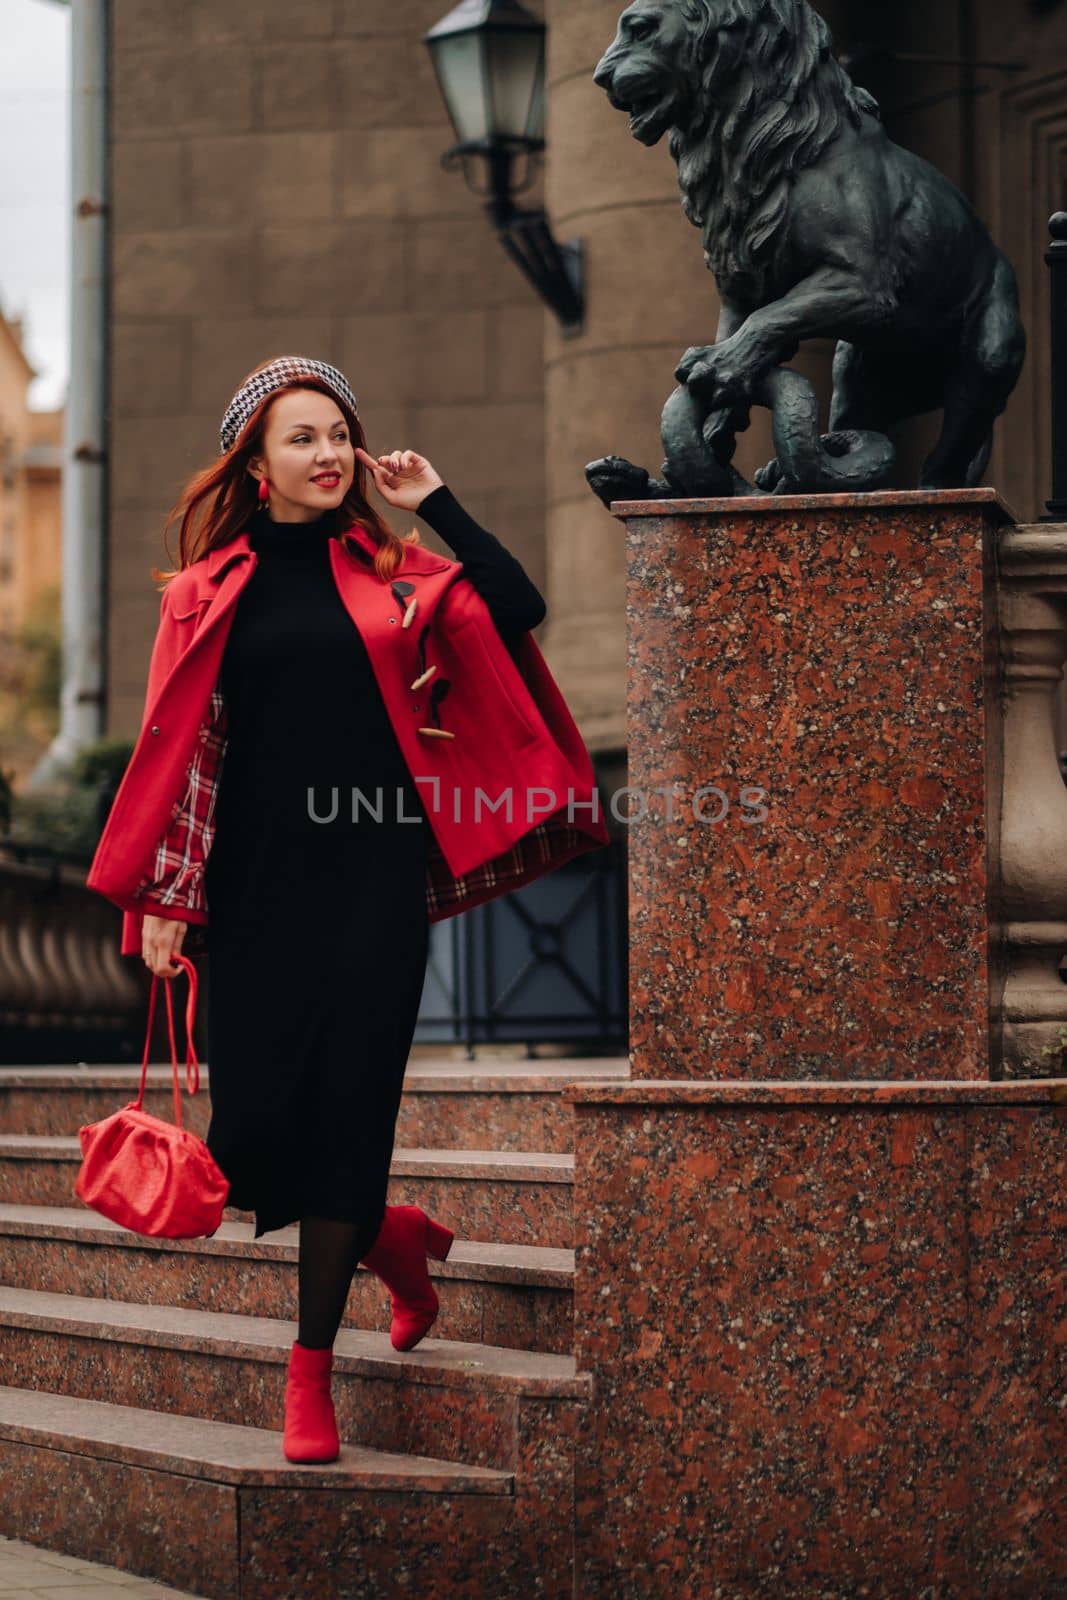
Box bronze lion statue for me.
[586,0,1027,502]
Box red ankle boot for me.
[282,1340,340,1463]
[359,1204,455,1351]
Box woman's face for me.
[250,387,356,521]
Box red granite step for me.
[0,1384,520,1600]
[0,1136,576,1247]
[0,1287,590,1474]
[0,1049,614,1596]
[0,1055,628,1152]
[0,1203,574,1355]
[395,1056,627,1152]
[340,1147,573,1247]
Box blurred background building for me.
[0,308,62,638]
[0,303,63,787]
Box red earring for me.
[258,477,270,503]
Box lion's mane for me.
[669,0,880,302]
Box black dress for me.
[203,486,545,1240]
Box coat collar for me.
[205,520,455,582]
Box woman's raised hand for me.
[354,446,444,513]
[142,912,188,978]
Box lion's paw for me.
[754,457,784,491]
[585,455,651,508]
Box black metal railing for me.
[415,836,628,1056]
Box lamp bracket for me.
[493,208,584,334]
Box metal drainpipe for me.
[25,0,109,790]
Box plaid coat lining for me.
[135,685,595,920]
[134,688,227,915]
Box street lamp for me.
[424,0,584,335]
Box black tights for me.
[297,1213,380,1349]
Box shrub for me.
[1,737,134,865]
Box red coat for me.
[86,520,610,956]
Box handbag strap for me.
[136,954,201,1127]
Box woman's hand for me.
[142,912,188,978]
[354,446,444,513]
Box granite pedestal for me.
[565,492,1066,1598]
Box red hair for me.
[149,362,421,589]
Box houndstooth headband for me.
[219,356,359,454]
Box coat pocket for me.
[171,595,213,627]
[452,617,542,745]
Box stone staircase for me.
[0,1049,628,1599]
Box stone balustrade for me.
[0,851,143,1063]
[995,521,1067,1074]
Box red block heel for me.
[360,1203,455,1351]
[424,1214,455,1261]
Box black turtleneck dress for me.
[202,487,545,1240]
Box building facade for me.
[106,0,1067,769]
[0,310,62,644]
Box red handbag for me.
[74,953,230,1238]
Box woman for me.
[86,354,608,1466]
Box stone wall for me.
[108,0,1067,752]
[107,0,547,733]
